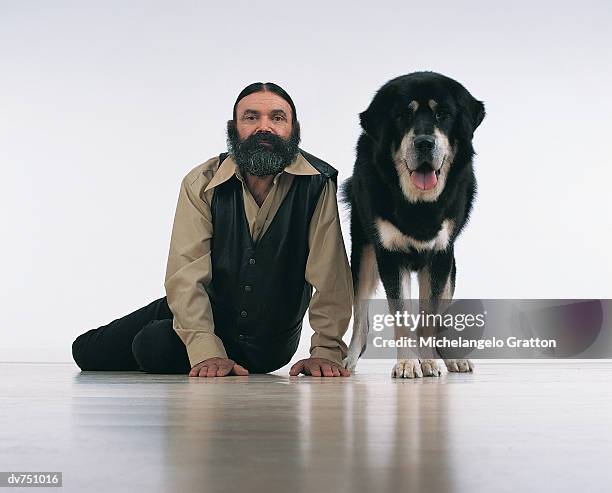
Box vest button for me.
[240,310,248,318]
[248,258,256,265]
[244,285,252,292]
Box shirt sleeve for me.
[164,172,228,368]
[305,178,354,367]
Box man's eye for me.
[274,115,285,122]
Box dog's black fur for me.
[341,71,485,376]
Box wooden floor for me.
[1,361,611,493]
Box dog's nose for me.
[413,135,435,152]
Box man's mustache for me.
[239,132,287,149]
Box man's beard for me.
[227,123,300,177]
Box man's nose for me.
[256,117,274,133]
[413,135,435,153]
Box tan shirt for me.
[164,152,354,369]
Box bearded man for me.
[71,82,354,378]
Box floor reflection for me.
[161,374,451,492]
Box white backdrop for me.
[1,0,611,365]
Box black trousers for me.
[71,297,192,374]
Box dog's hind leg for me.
[344,242,379,372]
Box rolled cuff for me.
[182,331,228,368]
[310,346,345,367]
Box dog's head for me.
[360,71,485,203]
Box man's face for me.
[235,91,293,141]
[227,90,300,177]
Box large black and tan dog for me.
[341,71,485,378]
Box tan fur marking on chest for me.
[375,218,454,252]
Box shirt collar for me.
[204,151,320,192]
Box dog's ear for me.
[359,106,382,141]
[457,89,486,136]
[359,90,391,141]
[470,98,486,131]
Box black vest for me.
[207,150,338,373]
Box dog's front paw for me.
[343,355,358,373]
[444,359,474,372]
[419,358,442,377]
[392,359,423,378]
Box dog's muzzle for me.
[409,164,439,191]
[409,135,440,191]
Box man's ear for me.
[227,119,242,142]
[292,119,301,145]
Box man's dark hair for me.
[232,82,298,126]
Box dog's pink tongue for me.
[410,170,438,190]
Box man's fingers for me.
[188,358,249,377]
[288,358,354,377]
[192,358,349,378]
[188,361,248,377]
[289,361,305,376]
[232,364,249,376]
[321,364,334,377]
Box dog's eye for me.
[434,111,450,122]
[395,111,411,121]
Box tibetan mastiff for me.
[341,71,485,378]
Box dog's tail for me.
[338,177,353,210]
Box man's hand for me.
[189,357,249,377]
[289,357,351,377]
